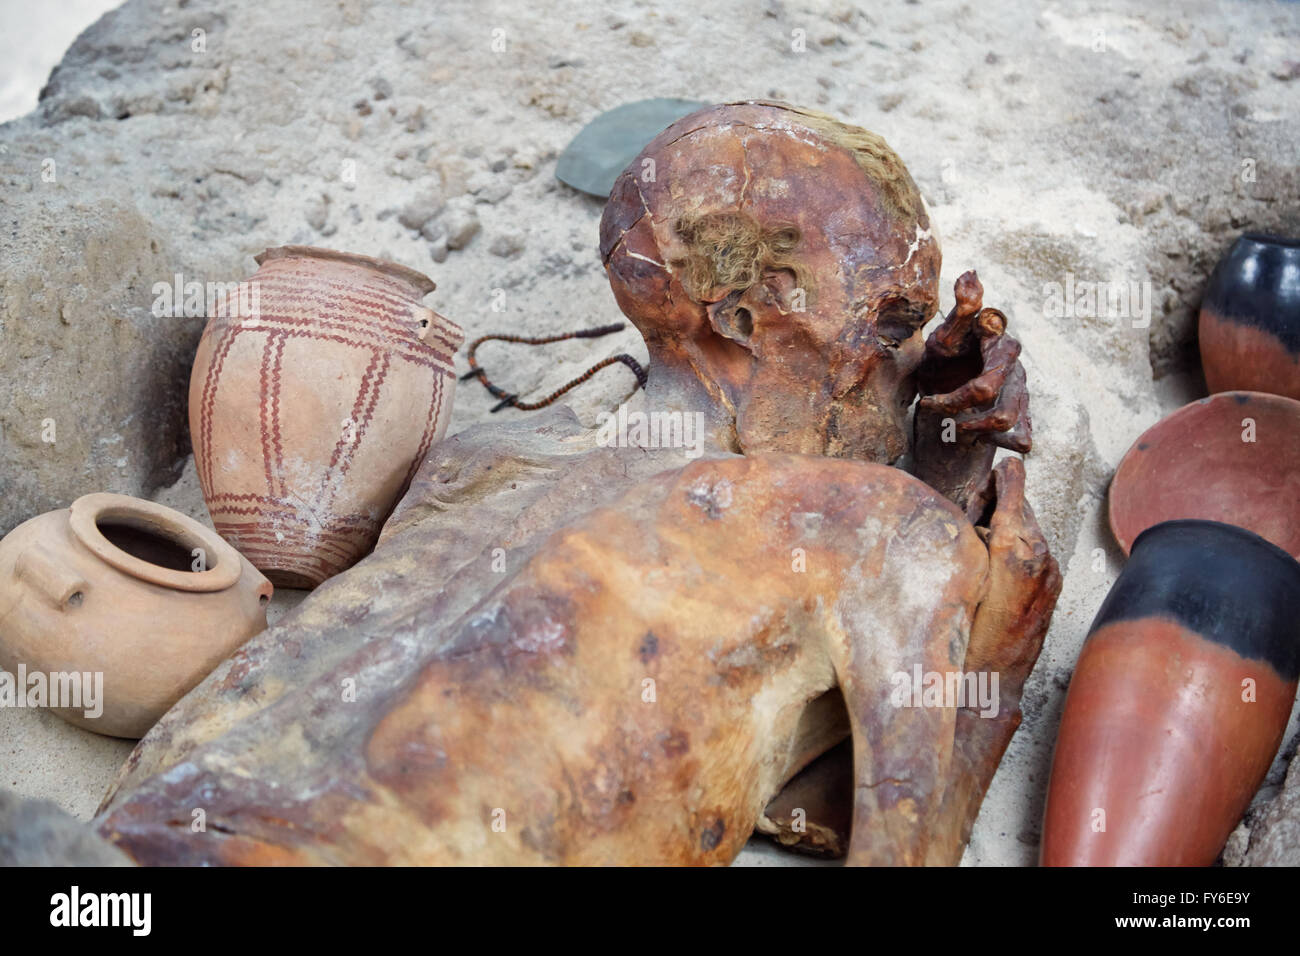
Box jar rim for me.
[69,493,243,592]
[254,245,436,297]
[1239,232,1300,249]
[1132,517,1300,582]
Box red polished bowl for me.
[1108,391,1300,559]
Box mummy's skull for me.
[600,101,941,463]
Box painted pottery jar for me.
[1041,519,1300,866]
[1199,233,1300,400]
[0,493,272,739]
[190,246,464,588]
[1108,390,1300,558]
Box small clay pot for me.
[190,246,464,588]
[0,494,272,738]
[1108,390,1300,558]
[1199,233,1300,400]
[1041,519,1300,866]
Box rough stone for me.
[1243,746,1300,865]
[0,789,132,865]
[0,192,198,536]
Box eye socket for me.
[876,302,927,348]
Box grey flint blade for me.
[556,98,709,198]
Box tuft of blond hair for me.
[665,103,926,305]
[672,212,811,304]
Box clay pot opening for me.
[96,518,210,573]
[68,493,244,593]
[254,245,437,298]
[1240,233,1300,249]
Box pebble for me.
[443,204,481,249]
[489,233,526,258]
[305,194,329,232]
[468,170,512,204]
[475,181,512,204]
[397,190,445,230]
[420,218,445,243]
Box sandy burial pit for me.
[0,0,1298,866]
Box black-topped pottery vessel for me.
[1200,233,1300,401]
[1042,519,1300,866]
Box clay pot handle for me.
[16,541,89,610]
[413,306,438,342]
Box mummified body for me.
[96,102,1060,865]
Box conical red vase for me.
[1041,520,1300,866]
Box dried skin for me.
[914,273,1035,521]
[99,450,1005,865]
[758,459,1060,861]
